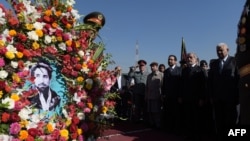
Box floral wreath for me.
[0,0,118,140]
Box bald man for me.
[208,43,239,139]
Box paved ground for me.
[97,120,186,141]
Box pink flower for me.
[83,107,91,113]
[9,122,21,135]
[0,58,5,67]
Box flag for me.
[180,37,187,64]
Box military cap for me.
[150,62,158,67]
[138,60,147,66]
[83,11,106,28]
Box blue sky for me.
[2,0,246,72]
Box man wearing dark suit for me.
[162,55,182,133]
[180,53,207,140]
[29,60,60,111]
[111,66,130,118]
[236,0,250,126]
[208,43,239,139]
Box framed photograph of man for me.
[24,58,67,119]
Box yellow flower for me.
[5,51,15,59]
[20,120,29,128]
[12,73,21,83]
[51,36,57,42]
[77,128,82,135]
[60,129,69,139]
[102,106,108,114]
[16,52,23,58]
[9,29,17,37]
[65,118,72,126]
[65,40,72,47]
[36,29,43,37]
[0,91,3,99]
[32,41,40,50]
[46,123,54,133]
[11,93,20,101]
[19,130,29,140]
[76,76,84,83]
[0,40,5,47]
[56,36,62,42]
[44,9,52,16]
[87,102,93,109]
[25,23,34,30]
[75,41,80,48]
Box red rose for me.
[26,135,35,141]
[1,112,10,123]
[0,81,6,90]
[10,112,21,122]
[72,116,80,125]
[17,33,27,42]
[69,124,77,133]
[74,64,82,71]
[28,128,39,137]
[70,133,78,140]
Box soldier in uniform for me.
[236,0,250,125]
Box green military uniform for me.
[236,0,250,125]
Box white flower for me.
[71,9,80,20]
[78,50,85,57]
[77,112,85,120]
[30,114,45,123]
[33,22,45,30]
[0,70,8,79]
[66,0,76,6]
[0,8,6,25]
[2,97,15,109]
[62,108,70,119]
[44,35,52,44]
[6,44,17,53]
[11,61,18,68]
[93,105,98,112]
[18,107,33,120]
[27,31,39,41]
[58,42,66,50]
[0,135,13,141]
[73,93,81,103]
[26,121,38,129]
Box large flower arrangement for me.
[0,0,118,140]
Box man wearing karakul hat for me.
[128,59,149,123]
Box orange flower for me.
[52,22,58,28]
[66,23,72,29]
[9,29,17,37]
[76,76,84,83]
[44,9,52,16]
[46,123,54,133]
[56,36,62,42]
[19,130,29,140]
[75,41,80,48]
[16,52,24,58]
[35,29,43,37]
[55,11,62,17]
[65,40,72,47]
[87,102,93,109]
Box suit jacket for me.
[110,74,129,92]
[145,71,164,100]
[180,65,207,102]
[162,66,182,98]
[208,56,239,103]
[29,88,61,111]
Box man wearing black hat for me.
[128,59,149,123]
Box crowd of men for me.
[111,42,241,141]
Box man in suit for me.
[29,60,60,111]
[236,0,250,126]
[162,55,182,133]
[208,43,239,139]
[128,60,149,123]
[180,53,207,140]
[111,66,130,119]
